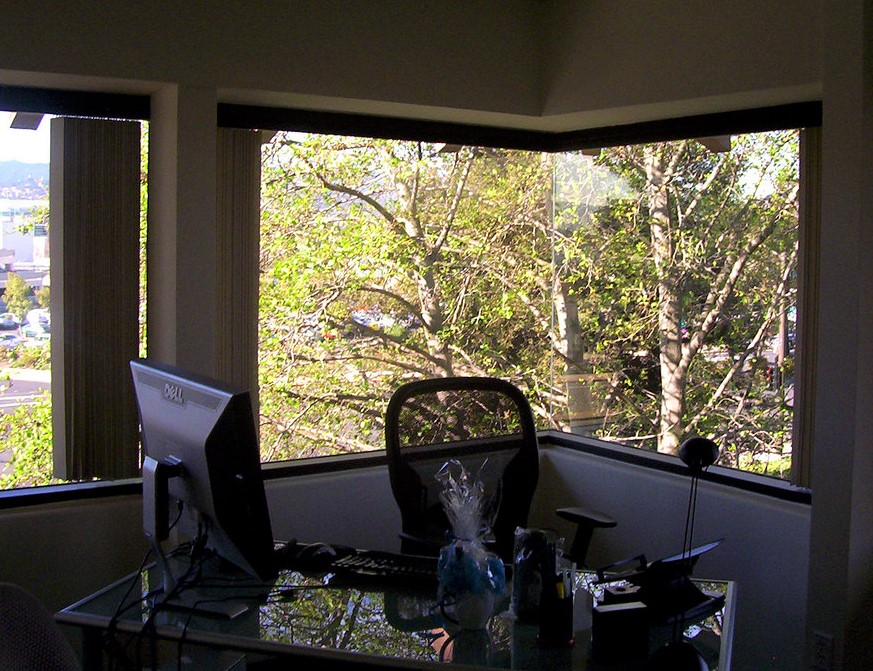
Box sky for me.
[0,112,51,163]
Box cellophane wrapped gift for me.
[435,459,505,629]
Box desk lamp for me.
[648,436,719,671]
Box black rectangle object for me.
[591,601,649,662]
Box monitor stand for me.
[151,586,250,620]
[142,455,249,620]
[146,534,251,620]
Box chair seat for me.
[0,583,81,671]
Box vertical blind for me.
[51,117,141,480]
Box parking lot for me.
[0,367,50,412]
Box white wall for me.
[806,2,873,668]
[533,446,810,671]
[0,212,35,263]
[0,1,819,130]
[264,463,401,553]
[540,0,821,128]
[0,1,541,123]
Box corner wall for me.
[264,464,401,552]
[540,0,821,127]
[533,446,810,671]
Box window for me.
[0,112,53,488]
[551,133,800,477]
[0,96,817,494]
[0,88,149,493]
[258,123,813,482]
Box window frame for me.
[247,102,820,484]
[0,94,819,506]
[0,430,810,510]
[0,85,149,498]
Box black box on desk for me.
[591,601,649,662]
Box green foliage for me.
[3,272,33,321]
[14,203,49,235]
[553,132,799,457]
[139,122,149,357]
[259,138,553,460]
[0,391,57,489]
[258,130,799,472]
[35,285,49,310]
[0,342,51,369]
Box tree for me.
[3,272,33,321]
[556,132,799,458]
[0,393,56,489]
[35,285,49,310]
[260,138,553,459]
[259,130,799,473]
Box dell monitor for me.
[131,359,276,594]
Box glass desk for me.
[56,554,734,670]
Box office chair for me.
[0,583,81,671]
[385,376,615,565]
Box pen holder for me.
[511,528,565,623]
[536,551,575,647]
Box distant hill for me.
[0,161,49,199]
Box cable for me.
[103,537,191,667]
[104,548,153,671]
[133,540,204,670]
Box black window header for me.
[218,101,822,152]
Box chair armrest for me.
[556,506,617,566]
[556,506,616,529]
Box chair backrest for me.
[0,583,81,671]
[385,377,539,560]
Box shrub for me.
[0,391,56,489]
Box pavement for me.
[1,367,51,383]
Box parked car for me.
[25,308,50,329]
[20,322,48,338]
[0,313,20,331]
[0,332,21,349]
[23,332,50,348]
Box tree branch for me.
[433,151,477,257]
[310,164,400,229]
[683,184,799,370]
[685,243,798,433]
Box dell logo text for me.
[163,383,184,405]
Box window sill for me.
[0,478,142,510]
[540,430,812,505]
[0,431,811,510]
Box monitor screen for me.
[131,359,276,582]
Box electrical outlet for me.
[812,630,834,671]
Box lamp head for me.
[678,437,719,474]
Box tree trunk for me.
[646,146,685,454]
[417,263,453,376]
[554,277,597,430]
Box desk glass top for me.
[57,555,733,670]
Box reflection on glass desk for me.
[56,554,734,670]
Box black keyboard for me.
[329,549,439,587]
